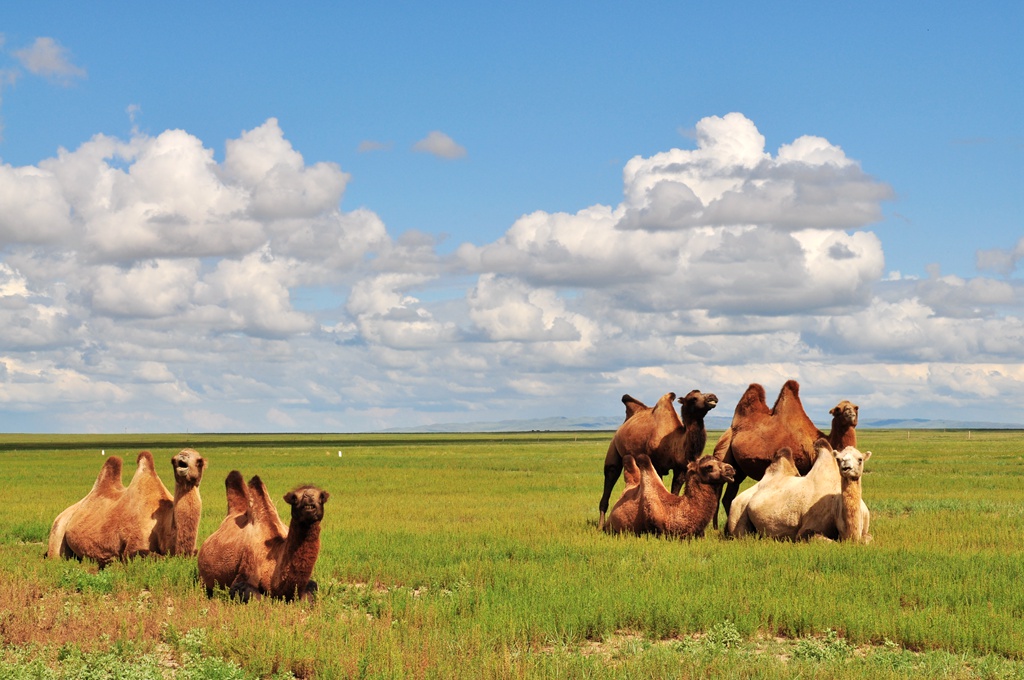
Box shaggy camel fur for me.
[197,471,329,601]
[599,390,718,529]
[47,449,205,566]
[606,454,735,538]
[726,439,872,542]
[713,381,859,521]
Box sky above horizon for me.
[0,3,1021,433]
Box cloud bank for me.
[0,112,1021,432]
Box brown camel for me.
[47,449,205,567]
[599,389,718,529]
[726,439,872,542]
[713,380,858,522]
[605,454,735,538]
[197,471,329,602]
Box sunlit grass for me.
[2,430,1024,677]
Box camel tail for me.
[224,471,249,516]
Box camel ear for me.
[283,491,296,505]
[687,460,699,475]
[320,491,330,504]
[829,406,838,416]
[863,450,872,463]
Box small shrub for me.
[792,629,853,662]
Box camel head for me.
[171,448,205,487]
[834,446,871,481]
[677,390,718,419]
[829,400,859,427]
[688,456,735,485]
[284,486,330,525]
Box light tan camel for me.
[722,446,800,538]
[47,449,205,566]
[599,389,718,528]
[605,454,735,538]
[713,380,859,521]
[726,439,872,542]
[197,471,329,601]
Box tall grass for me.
[2,430,1024,677]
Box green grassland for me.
[2,430,1024,678]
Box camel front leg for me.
[669,467,685,495]
[719,473,744,526]
[598,460,623,530]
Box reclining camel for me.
[599,389,718,528]
[726,439,872,542]
[605,454,735,538]
[197,471,329,602]
[714,380,858,521]
[47,449,205,567]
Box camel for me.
[47,449,205,567]
[605,454,735,538]
[726,439,872,542]
[714,380,859,521]
[197,471,329,602]
[598,389,718,529]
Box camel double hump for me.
[197,471,329,602]
[598,389,718,529]
[713,380,858,522]
[47,449,206,567]
[726,438,872,542]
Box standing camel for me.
[598,389,718,529]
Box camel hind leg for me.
[712,428,739,529]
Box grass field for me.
[2,430,1024,678]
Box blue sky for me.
[0,3,1021,432]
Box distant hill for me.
[382,414,1022,433]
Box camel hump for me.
[224,471,249,516]
[633,453,656,474]
[246,475,280,526]
[773,447,795,463]
[135,450,157,471]
[621,394,648,420]
[621,455,641,487]
[771,380,804,414]
[92,456,125,496]
[732,383,769,420]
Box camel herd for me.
[602,380,873,544]
[47,455,328,601]
[45,379,869,601]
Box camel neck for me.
[274,520,322,599]
[829,419,857,450]
[681,422,708,461]
[839,478,863,541]
[172,484,201,556]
